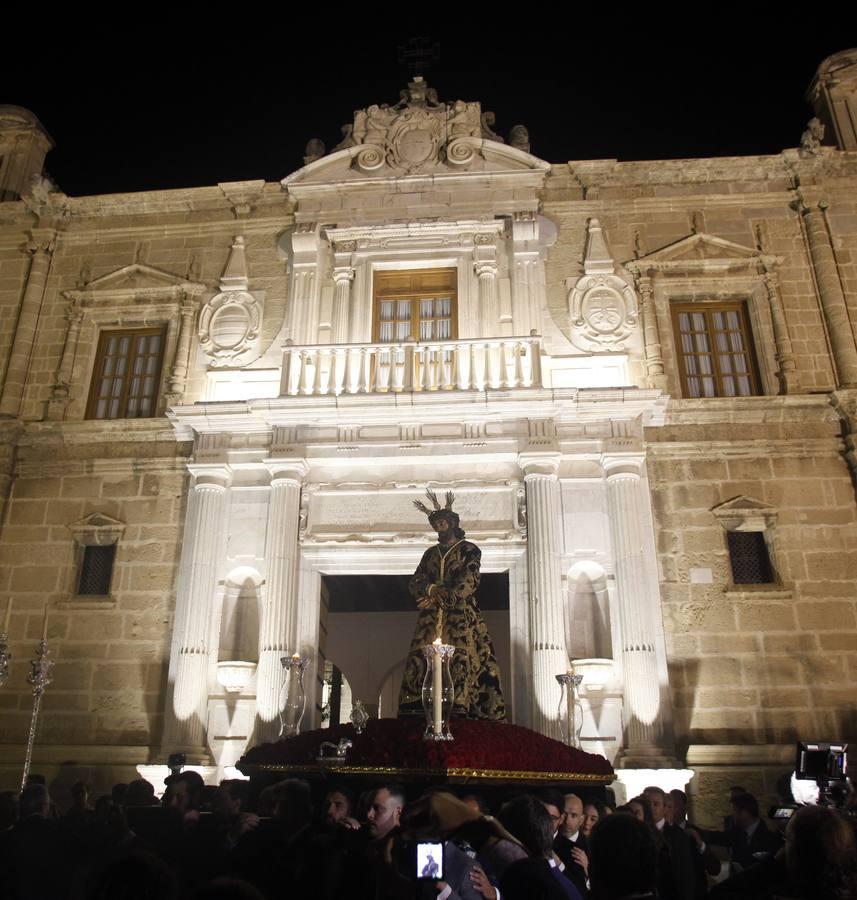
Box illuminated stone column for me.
[331,264,354,344]
[631,269,667,391]
[519,451,568,736]
[763,268,800,393]
[168,465,231,753]
[603,454,674,765]
[47,300,83,420]
[798,198,857,387]
[167,293,198,402]
[0,230,55,417]
[254,458,309,743]
[511,214,542,336]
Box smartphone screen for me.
[416,841,444,880]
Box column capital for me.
[474,259,498,278]
[187,464,232,488]
[265,458,309,483]
[332,266,355,286]
[518,451,561,477]
[601,453,644,478]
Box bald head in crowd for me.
[560,793,584,839]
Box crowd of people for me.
[0,773,855,899]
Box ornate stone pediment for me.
[65,262,205,303]
[627,232,781,276]
[711,495,777,531]
[283,77,549,187]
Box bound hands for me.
[417,586,450,610]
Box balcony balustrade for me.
[280,335,543,397]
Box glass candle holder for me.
[279,654,310,739]
[555,671,584,748]
[421,640,455,741]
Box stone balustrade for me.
[280,335,543,396]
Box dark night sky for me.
[2,26,851,198]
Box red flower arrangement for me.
[239,717,613,781]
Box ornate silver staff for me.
[20,608,53,791]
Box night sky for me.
[3,27,850,198]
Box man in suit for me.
[701,791,782,874]
[553,792,589,897]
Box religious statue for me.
[799,117,825,157]
[397,490,506,720]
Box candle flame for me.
[433,637,442,646]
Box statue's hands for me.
[417,596,435,610]
[433,588,451,608]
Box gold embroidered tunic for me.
[397,538,506,720]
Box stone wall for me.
[0,425,190,767]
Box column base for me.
[615,745,680,770]
[611,766,695,805]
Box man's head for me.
[590,814,657,900]
[561,793,584,838]
[71,781,89,809]
[216,779,251,817]
[324,788,353,826]
[643,786,666,825]
[730,792,759,828]
[268,778,313,833]
[19,784,50,819]
[367,785,405,839]
[497,795,555,860]
[538,789,565,838]
[668,789,687,825]
[163,771,204,816]
[429,510,463,542]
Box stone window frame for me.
[60,264,205,421]
[324,221,506,345]
[84,325,167,420]
[670,299,764,398]
[628,233,784,398]
[371,267,459,343]
[60,512,126,609]
[711,496,792,598]
[657,278,777,400]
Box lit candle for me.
[432,638,443,736]
[2,597,11,635]
[41,604,49,642]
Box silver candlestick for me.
[20,638,54,791]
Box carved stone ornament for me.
[567,219,639,352]
[345,76,483,175]
[198,236,264,367]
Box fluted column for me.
[519,452,568,736]
[763,268,800,393]
[331,266,354,344]
[168,466,231,752]
[475,260,499,336]
[603,455,673,765]
[798,198,857,387]
[633,271,667,391]
[254,458,309,743]
[0,231,56,417]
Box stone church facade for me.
[1,50,856,821]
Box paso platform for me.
[238,717,614,787]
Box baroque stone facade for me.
[1,58,856,822]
